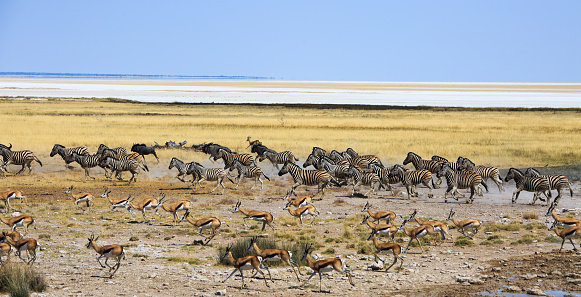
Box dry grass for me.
[0,97,580,167]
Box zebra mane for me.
[525,167,541,175]
[509,168,524,175]
[407,152,421,159]
[431,155,448,162]
[54,144,65,148]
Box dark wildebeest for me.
[192,143,234,162]
[131,144,159,162]
[250,144,275,158]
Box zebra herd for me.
[0,141,575,215]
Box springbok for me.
[301,243,355,292]
[3,231,37,265]
[86,234,125,278]
[221,243,270,288]
[232,201,275,231]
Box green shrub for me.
[38,234,51,240]
[454,236,474,247]
[523,212,539,220]
[512,234,539,245]
[525,222,546,230]
[129,236,139,241]
[544,235,562,243]
[0,263,47,297]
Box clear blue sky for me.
[1,1,579,82]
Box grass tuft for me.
[523,212,539,220]
[0,263,47,297]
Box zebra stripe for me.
[168,157,199,183]
[311,147,330,158]
[100,157,142,183]
[504,168,551,205]
[431,155,462,172]
[388,164,434,199]
[459,158,503,192]
[368,163,405,194]
[403,152,443,187]
[0,148,43,175]
[99,148,149,171]
[278,161,340,198]
[229,160,270,190]
[525,167,573,213]
[258,150,299,169]
[437,163,483,203]
[97,144,127,156]
[345,148,383,167]
[66,152,111,180]
[214,149,254,169]
[346,165,382,197]
[50,144,89,163]
[190,162,233,194]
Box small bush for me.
[129,236,139,242]
[454,236,474,247]
[523,212,539,220]
[525,222,546,230]
[512,234,539,245]
[132,253,149,258]
[322,247,336,254]
[357,241,374,254]
[38,234,51,240]
[0,263,47,297]
[544,235,562,243]
[166,256,203,265]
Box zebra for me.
[192,143,233,161]
[50,144,90,165]
[229,160,270,190]
[329,151,372,169]
[524,167,574,215]
[302,154,323,169]
[99,148,149,172]
[402,152,443,188]
[367,163,406,195]
[345,148,383,167]
[100,156,145,184]
[168,157,199,183]
[311,147,330,158]
[97,144,127,156]
[437,163,487,203]
[458,158,503,192]
[258,150,299,170]
[431,155,462,172]
[66,152,111,181]
[250,143,274,159]
[504,168,551,205]
[387,164,434,199]
[0,148,43,175]
[345,165,383,197]
[278,161,342,199]
[213,148,254,169]
[189,162,235,194]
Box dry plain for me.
[0,97,580,296]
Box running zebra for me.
[311,147,330,158]
[345,165,383,197]
[437,163,487,203]
[458,158,503,192]
[367,163,406,195]
[66,152,111,181]
[100,156,144,184]
[524,167,573,215]
[278,161,342,199]
[302,154,323,169]
[431,155,463,171]
[403,152,443,187]
[345,148,383,167]
[168,157,199,183]
[0,147,43,175]
[504,168,551,205]
[189,162,234,194]
[96,144,127,156]
[229,160,270,190]
[388,164,434,199]
[99,148,149,172]
[213,149,254,169]
[50,144,90,164]
[319,156,353,181]
[258,150,299,170]
[329,151,372,169]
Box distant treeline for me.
[0,72,272,80]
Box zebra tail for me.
[34,156,43,167]
[569,182,574,197]
[263,174,270,181]
[294,156,299,161]
[481,180,489,192]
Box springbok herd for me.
[0,138,578,291]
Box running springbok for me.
[0,214,35,235]
[159,199,192,225]
[126,194,165,222]
[283,201,319,226]
[301,243,355,293]
[548,220,581,252]
[86,233,125,278]
[247,236,301,281]
[182,212,221,245]
[3,231,37,265]
[221,243,270,288]
[398,219,440,253]
[361,201,396,224]
[0,190,26,213]
[101,189,133,211]
[446,209,481,238]
[65,186,94,211]
[368,230,404,271]
[232,201,275,231]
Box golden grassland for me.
[2,97,580,167]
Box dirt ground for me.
[2,155,581,297]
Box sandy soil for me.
[2,156,580,297]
